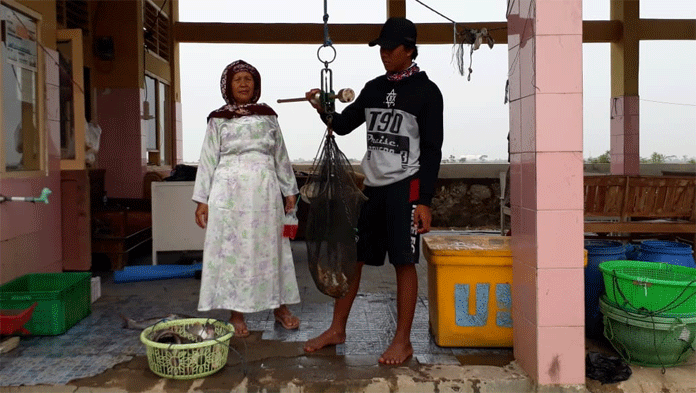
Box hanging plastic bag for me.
[85,121,102,166]
[283,209,299,239]
[302,130,367,298]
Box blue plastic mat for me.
[113,263,202,283]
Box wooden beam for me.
[174,22,510,45]
[585,222,696,233]
[638,19,696,40]
[386,0,406,18]
[174,23,382,44]
[583,20,623,43]
[611,0,640,97]
[174,19,694,46]
[418,22,508,45]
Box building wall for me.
[2,0,184,285]
[92,0,141,90]
[0,0,166,282]
[0,49,63,284]
[90,0,182,195]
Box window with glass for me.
[145,74,171,166]
[1,2,41,174]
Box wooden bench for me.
[584,175,696,245]
[89,169,170,271]
[91,199,152,270]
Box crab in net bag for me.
[301,130,367,298]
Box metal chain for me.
[317,0,336,117]
[323,0,332,48]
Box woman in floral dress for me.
[193,60,300,337]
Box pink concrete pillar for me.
[96,88,146,198]
[610,96,640,175]
[508,0,586,385]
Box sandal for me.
[231,322,250,338]
[229,312,250,338]
[273,307,300,330]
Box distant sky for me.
[178,0,696,163]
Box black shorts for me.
[357,175,420,266]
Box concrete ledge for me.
[294,163,695,179]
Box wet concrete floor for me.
[1,232,695,392]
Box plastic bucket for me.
[599,260,696,315]
[624,243,641,260]
[636,240,695,268]
[600,296,696,367]
[584,240,626,339]
[601,293,696,319]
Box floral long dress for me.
[192,114,300,313]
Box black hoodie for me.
[322,71,443,206]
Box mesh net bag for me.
[301,130,367,298]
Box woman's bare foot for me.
[229,311,249,338]
[378,340,413,365]
[303,328,346,352]
[273,305,300,330]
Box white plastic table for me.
[151,181,206,264]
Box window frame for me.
[0,0,45,179]
[144,0,170,63]
[57,28,85,170]
[55,0,89,31]
[144,72,171,167]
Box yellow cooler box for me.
[424,235,513,347]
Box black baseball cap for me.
[368,17,417,49]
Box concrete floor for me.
[1,231,695,392]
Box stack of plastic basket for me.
[598,260,696,368]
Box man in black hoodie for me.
[303,17,444,365]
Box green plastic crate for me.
[0,272,92,335]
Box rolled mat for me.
[114,263,202,283]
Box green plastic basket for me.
[599,260,696,314]
[600,296,696,367]
[140,318,234,380]
[0,272,92,335]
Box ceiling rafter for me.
[174,19,694,46]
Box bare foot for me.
[273,306,300,330]
[378,340,413,365]
[229,311,249,338]
[303,329,346,352]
